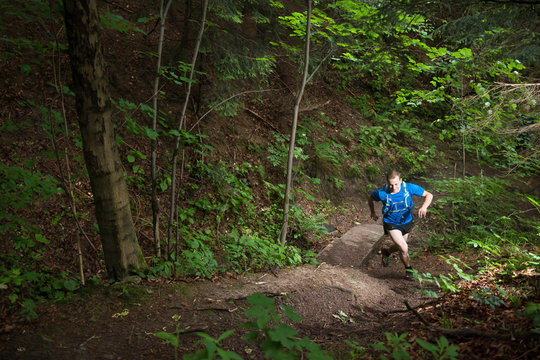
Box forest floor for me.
[1,1,539,358]
[1,75,538,358]
[1,210,539,360]
[0,222,458,359]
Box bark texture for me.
[63,0,146,279]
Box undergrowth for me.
[153,292,466,360]
[426,176,538,251]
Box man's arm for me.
[417,190,433,218]
[368,195,379,221]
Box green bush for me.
[222,229,304,273]
[427,176,535,249]
[155,159,324,277]
[176,230,218,278]
[0,164,82,320]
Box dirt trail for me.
[0,223,442,359]
[199,223,429,313]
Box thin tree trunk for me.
[167,0,208,260]
[280,0,312,247]
[49,109,86,285]
[151,0,173,259]
[50,6,86,285]
[461,67,465,177]
[64,0,146,279]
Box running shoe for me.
[405,267,415,281]
[381,248,390,267]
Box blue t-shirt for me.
[371,182,425,225]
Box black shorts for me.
[383,221,414,235]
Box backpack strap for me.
[382,184,391,215]
[382,181,411,216]
[403,181,411,210]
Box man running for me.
[368,170,433,280]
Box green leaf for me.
[247,292,275,307]
[63,279,79,292]
[201,337,218,354]
[438,336,449,347]
[242,330,259,342]
[20,64,32,76]
[35,233,49,244]
[262,345,295,360]
[159,181,168,192]
[216,348,243,360]
[416,338,438,354]
[100,11,131,33]
[283,305,302,323]
[269,0,284,8]
[145,127,159,140]
[392,348,411,360]
[268,324,297,348]
[217,329,235,342]
[153,331,179,347]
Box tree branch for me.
[245,108,281,133]
[404,301,534,340]
[482,0,540,6]
[188,88,286,132]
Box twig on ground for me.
[404,301,529,340]
[387,299,440,314]
[179,326,209,335]
[515,345,540,360]
[128,325,135,344]
[227,291,287,301]
[300,100,331,112]
[245,108,280,133]
[80,335,99,348]
[330,285,355,295]
[169,305,238,313]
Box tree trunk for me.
[63,0,146,279]
[280,0,312,246]
[151,0,173,259]
[167,0,209,259]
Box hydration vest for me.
[382,181,413,217]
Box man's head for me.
[386,170,402,194]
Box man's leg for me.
[387,230,410,267]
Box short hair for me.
[386,170,401,181]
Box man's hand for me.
[368,195,379,221]
[418,191,433,218]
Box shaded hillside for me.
[1,1,539,359]
[0,0,441,282]
[1,0,538,350]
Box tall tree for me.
[63,0,146,279]
[167,0,209,260]
[280,0,312,246]
[151,0,173,259]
